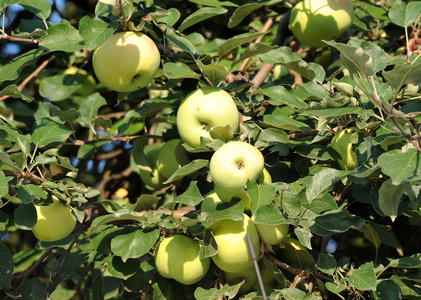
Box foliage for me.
[1,0,421,299]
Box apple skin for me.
[63,66,96,96]
[92,31,160,92]
[209,214,260,273]
[252,216,289,245]
[210,141,265,211]
[289,0,354,48]
[32,196,77,242]
[154,235,210,285]
[224,267,258,294]
[331,127,358,170]
[176,87,239,148]
[156,138,189,181]
[200,190,222,213]
[138,143,166,190]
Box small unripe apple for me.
[252,216,289,245]
[154,235,210,285]
[289,0,354,48]
[176,87,239,148]
[63,66,96,96]
[156,138,189,181]
[137,143,166,190]
[331,127,359,170]
[209,214,260,273]
[92,31,160,92]
[32,196,77,242]
[210,141,265,211]
[224,267,258,294]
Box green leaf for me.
[16,184,47,204]
[301,106,373,120]
[19,0,51,20]
[378,148,421,185]
[0,171,12,198]
[325,282,347,294]
[107,256,139,280]
[31,118,73,148]
[199,229,218,259]
[194,282,242,300]
[39,19,85,52]
[175,181,203,206]
[228,1,280,28]
[388,253,421,269]
[164,159,208,184]
[202,199,244,228]
[0,85,34,102]
[327,39,388,77]
[0,49,43,83]
[163,62,201,79]
[21,278,48,300]
[378,179,404,221]
[231,42,275,68]
[156,8,180,26]
[388,2,421,27]
[263,114,312,131]
[314,210,364,235]
[110,227,160,262]
[253,203,290,225]
[39,74,82,101]
[165,27,195,57]
[358,223,381,249]
[248,181,279,214]
[317,254,337,275]
[256,85,307,109]
[217,31,267,57]
[0,242,13,290]
[349,262,377,290]
[306,168,350,202]
[0,0,20,10]
[79,15,117,50]
[373,280,402,300]
[78,93,107,128]
[14,203,37,230]
[188,0,238,7]
[382,63,421,91]
[197,60,228,85]
[179,7,227,32]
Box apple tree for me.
[1,0,421,299]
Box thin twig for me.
[0,34,40,44]
[0,55,55,102]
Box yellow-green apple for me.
[331,127,358,170]
[64,66,96,96]
[209,214,260,273]
[176,87,239,148]
[252,216,289,245]
[32,196,77,242]
[92,31,160,92]
[224,267,258,294]
[156,138,189,181]
[289,0,354,48]
[209,141,265,211]
[200,190,222,213]
[98,0,121,15]
[154,235,210,285]
[137,143,166,190]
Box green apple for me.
[92,31,160,92]
[209,214,260,273]
[224,267,258,294]
[156,138,189,181]
[289,0,354,48]
[252,216,289,245]
[32,196,77,242]
[331,127,358,170]
[176,87,239,148]
[138,143,166,190]
[154,235,210,285]
[200,190,222,213]
[209,141,265,211]
[63,66,96,96]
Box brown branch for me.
[3,171,44,185]
[238,17,274,73]
[0,55,55,102]
[0,33,40,44]
[288,130,318,140]
[289,68,303,88]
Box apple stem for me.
[246,234,268,300]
